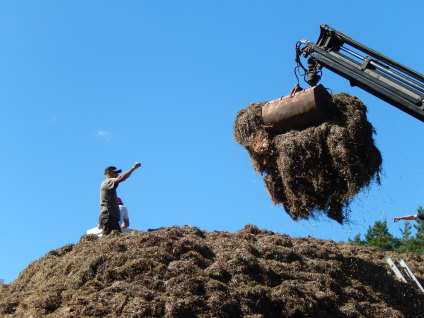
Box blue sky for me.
[1,1,423,283]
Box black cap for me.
[104,166,122,175]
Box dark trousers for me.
[100,217,122,236]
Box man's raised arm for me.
[115,162,141,185]
[393,214,418,222]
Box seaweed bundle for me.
[234,93,382,223]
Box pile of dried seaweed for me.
[1,226,424,318]
[234,93,382,223]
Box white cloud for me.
[96,129,112,140]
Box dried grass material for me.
[234,93,382,223]
[234,102,265,147]
[1,225,424,318]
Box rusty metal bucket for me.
[261,84,332,134]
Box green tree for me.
[400,221,413,241]
[350,207,424,254]
[414,207,424,240]
[363,220,401,251]
[395,207,424,254]
[349,233,365,246]
[395,237,424,254]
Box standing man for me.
[99,162,141,235]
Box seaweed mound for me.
[1,227,424,318]
[234,93,382,223]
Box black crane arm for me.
[298,24,424,121]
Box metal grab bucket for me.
[261,84,332,134]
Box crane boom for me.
[298,24,424,121]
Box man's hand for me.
[393,217,401,223]
[134,162,141,169]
